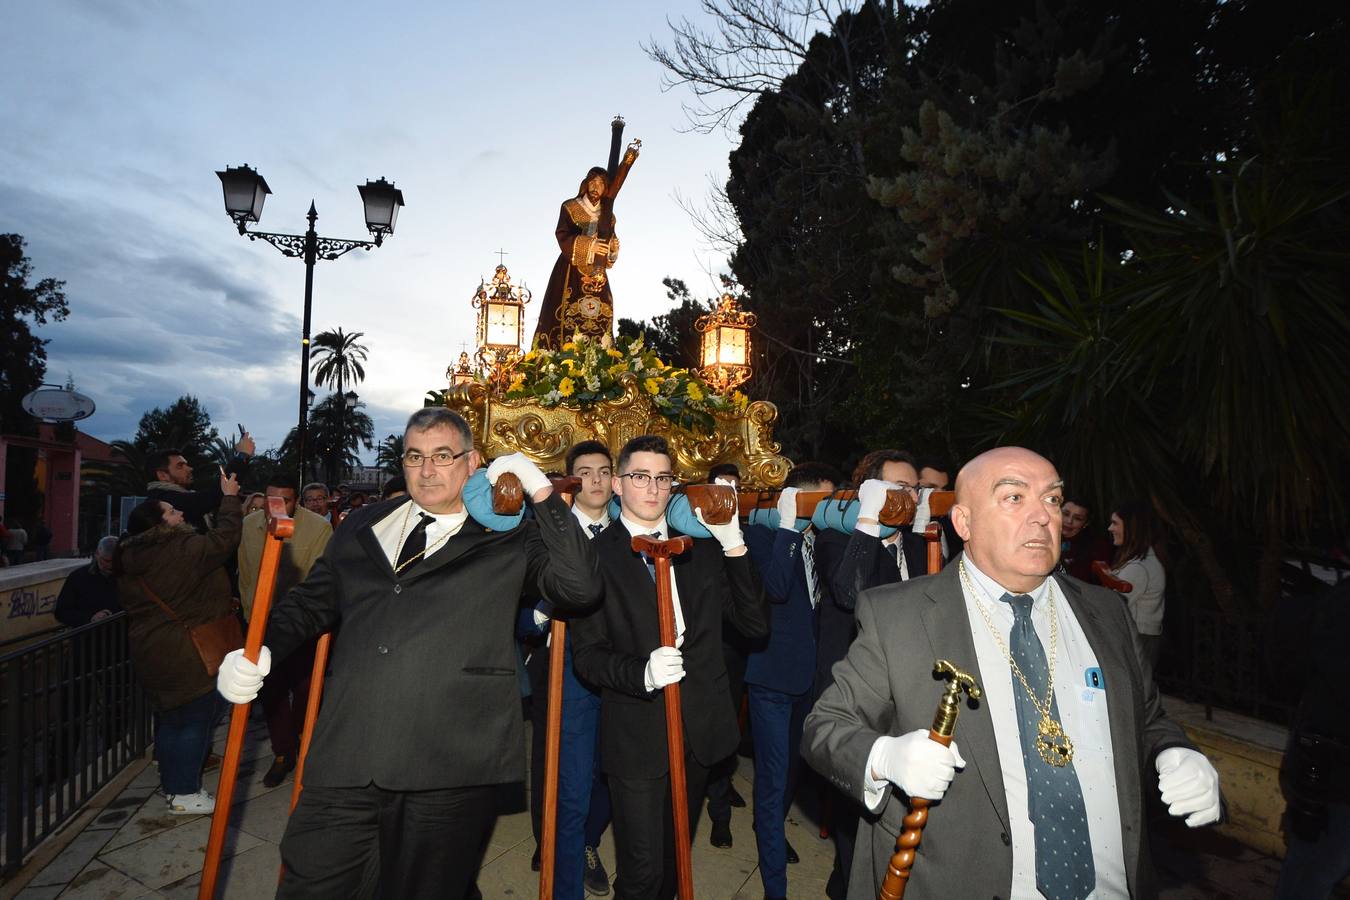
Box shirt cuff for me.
[856,521,881,538]
[863,736,892,812]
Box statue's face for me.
[585,174,606,202]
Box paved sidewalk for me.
[9,709,1340,899]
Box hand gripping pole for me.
[199,496,293,900]
[879,660,981,900]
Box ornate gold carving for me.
[443,373,790,488]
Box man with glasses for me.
[216,407,601,900]
[526,439,615,897]
[571,435,769,900]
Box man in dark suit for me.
[216,408,601,899]
[743,461,840,900]
[803,447,1222,899]
[571,435,769,900]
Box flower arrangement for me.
[502,333,747,433]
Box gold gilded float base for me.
[442,374,790,489]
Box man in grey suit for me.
[802,447,1221,899]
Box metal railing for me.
[1157,607,1297,725]
[1,613,153,876]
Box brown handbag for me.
[138,578,244,677]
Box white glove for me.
[693,506,745,552]
[643,645,685,691]
[217,646,272,704]
[912,487,935,532]
[872,729,966,801]
[858,479,895,522]
[487,452,551,497]
[1156,747,1221,827]
[776,487,801,531]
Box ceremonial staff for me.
[199,496,294,900]
[539,475,583,900]
[880,661,982,900]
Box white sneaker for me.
[166,790,215,816]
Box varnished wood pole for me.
[923,522,943,575]
[633,533,695,900]
[538,475,581,899]
[199,497,293,900]
[288,631,331,815]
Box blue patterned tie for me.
[1000,592,1095,900]
[588,522,604,538]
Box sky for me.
[1,0,744,458]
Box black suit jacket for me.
[570,522,769,778]
[264,493,600,791]
[829,526,928,613]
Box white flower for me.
[544,390,562,405]
[587,376,601,392]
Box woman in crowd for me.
[115,469,242,815]
[241,491,266,516]
[1108,498,1167,685]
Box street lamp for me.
[696,293,757,392]
[471,264,531,391]
[215,163,405,481]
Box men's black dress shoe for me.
[727,784,747,808]
[785,840,799,864]
[710,820,734,848]
[531,845,541,872]
[261,755,294,788]
[584,845,611,895]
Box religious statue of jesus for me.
[532,166,619,349]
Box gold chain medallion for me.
[961,561,1074,766]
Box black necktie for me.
[1000,593,1095,900]
[396,514,433,572]
[588,522,604,538]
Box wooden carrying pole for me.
[878,661,981,900]
[632,532,696,900]
[737,489,954,527]
[199,496,294,900]
[538,475,581,900]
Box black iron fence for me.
[1157,606,1298,726]
[0,613,153,876]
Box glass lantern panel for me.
[701,329,719,369]
[717,325,746,365]
[486,303,521,347]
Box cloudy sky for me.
[2,1,744,457]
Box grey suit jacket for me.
[801,554,1195,900]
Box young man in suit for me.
[803,447,1222,899]
[829,449,928,611]
[527,439,614,897]
[743,461,841,900]
[216,408,601,900]
[571,435,769,900]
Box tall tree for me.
[308,393,375,485]
[375,434,405,475]
[310,328,369,395]
[0,233,69,435]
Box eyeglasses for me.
[894,481,919,494]
[403,449,471,468]
[618,472,678,490]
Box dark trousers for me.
[748,683,810,897]
[610,755,711,900]
[706,630,749,826]
[156,690,224,795]
[260,636,316,759]
[278,782,495,900]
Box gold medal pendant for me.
[1036,715,1074,766]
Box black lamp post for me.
[216,164,404,482]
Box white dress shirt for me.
[856,520,911,581]
[371,500,468,569]
[959,559,1128,899]
[619,513,685,647]
[572,504,611,538]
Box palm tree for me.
[310,328,369,394]
[309,393,375,485]
[375,434,405,474]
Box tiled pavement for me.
[8,708,1340,899]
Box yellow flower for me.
[562,358,578,371]
[686,383,704,402]
[507,374,526,393]
[606,348,623,359]
[732,390,748,408]
[558,377,575,397]
[643,378,660,395]
[523,350,537,363]
[562,342,577,352]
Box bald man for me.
[802,447,1221,899]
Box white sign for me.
[21,386,96,422]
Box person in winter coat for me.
[115,469,242,816]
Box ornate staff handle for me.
[879,660,982,900]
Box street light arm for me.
[244,229,378,260]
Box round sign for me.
[21,386,97,422]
